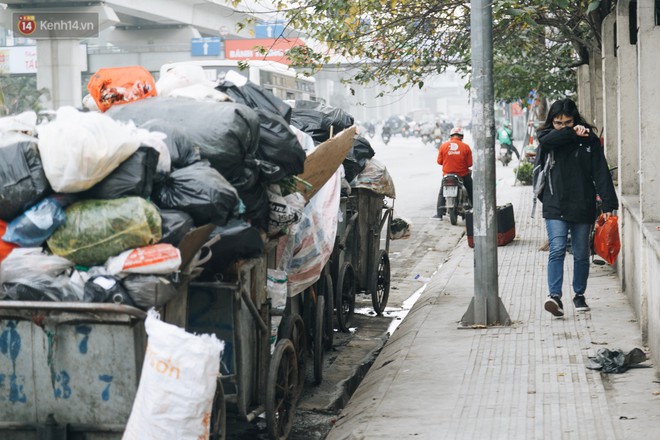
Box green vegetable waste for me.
[48,197,162,266]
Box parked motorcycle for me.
[441,174,471,225]
[499,143,513,166]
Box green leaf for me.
[587,1,601,13]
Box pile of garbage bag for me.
[0,63,399,308]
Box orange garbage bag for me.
[594,214,621,265]
[0,220,19,263]
[87,66,157,112]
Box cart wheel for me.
[335,262,356,333]
[266,339,298,440]
[277,313,306,397]
[210,378,226,440]
[316,267,334,350]
[313,294,325,385]
[371,250,391,315]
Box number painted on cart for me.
[99,374,113,401]
[54,370,72,399]
[0,321,27,403]
[76,325,92,354]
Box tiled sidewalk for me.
[327,179,660,440]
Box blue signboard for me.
[191,37,222,56]
[255,23,285,39]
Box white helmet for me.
[450,127,464,136]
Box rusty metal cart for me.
[0,226,229,440]
[332,188,394,332]
[167,239,300,440]
[0,300,228,440]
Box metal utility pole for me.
[461,0,510,327]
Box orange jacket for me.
[437,136,473,176]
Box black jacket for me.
[535,127,618,223]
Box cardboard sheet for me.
[296,126,356,201]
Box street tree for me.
[0,75,50,116]
[232,0,615,102]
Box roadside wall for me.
[605,1,660,368]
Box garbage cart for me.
[332,188,393,332]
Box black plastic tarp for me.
[0,141,51,221]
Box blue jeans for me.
[545,219,592,298]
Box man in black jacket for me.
[534,98,618,317]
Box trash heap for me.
[0,64,396,309]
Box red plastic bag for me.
[594,214,620,265]
[0,220,19,264]
[87,66,157,112]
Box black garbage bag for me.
[153,161,242,227]
[140,119,200,169]
[84,275,135,306]
[343,135,376,183]
[159,209,195,246]
[290,108,328,144]
[230,163,269,230]
[255,109,305,180]
[292,100,354,143]
[216,79,292,123]
[199,219,264,279]
[107,97,260,182]
[122,273,181,310]
[82,146,160,200]
[4,272,86,302]
[0,140,51,221]
[586,348,648,373]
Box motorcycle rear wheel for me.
[449,207,458,225]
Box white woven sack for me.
[122,309,224,440]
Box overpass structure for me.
[0,0,276,108]
[1,1,467,123]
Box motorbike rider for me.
[381,122,392,139]
[497,121,520,160]
[435,127,473,218]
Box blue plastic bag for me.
[3,197,66,247]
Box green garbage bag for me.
[48,197,162,266]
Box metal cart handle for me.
[338,211,359,250]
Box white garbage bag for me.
[123,309,224,440]
[37,106,141,193]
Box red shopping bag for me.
[594,214,620,265]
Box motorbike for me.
[499,143,513,166]
[441,174,471,225]
[382,131,391,145]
